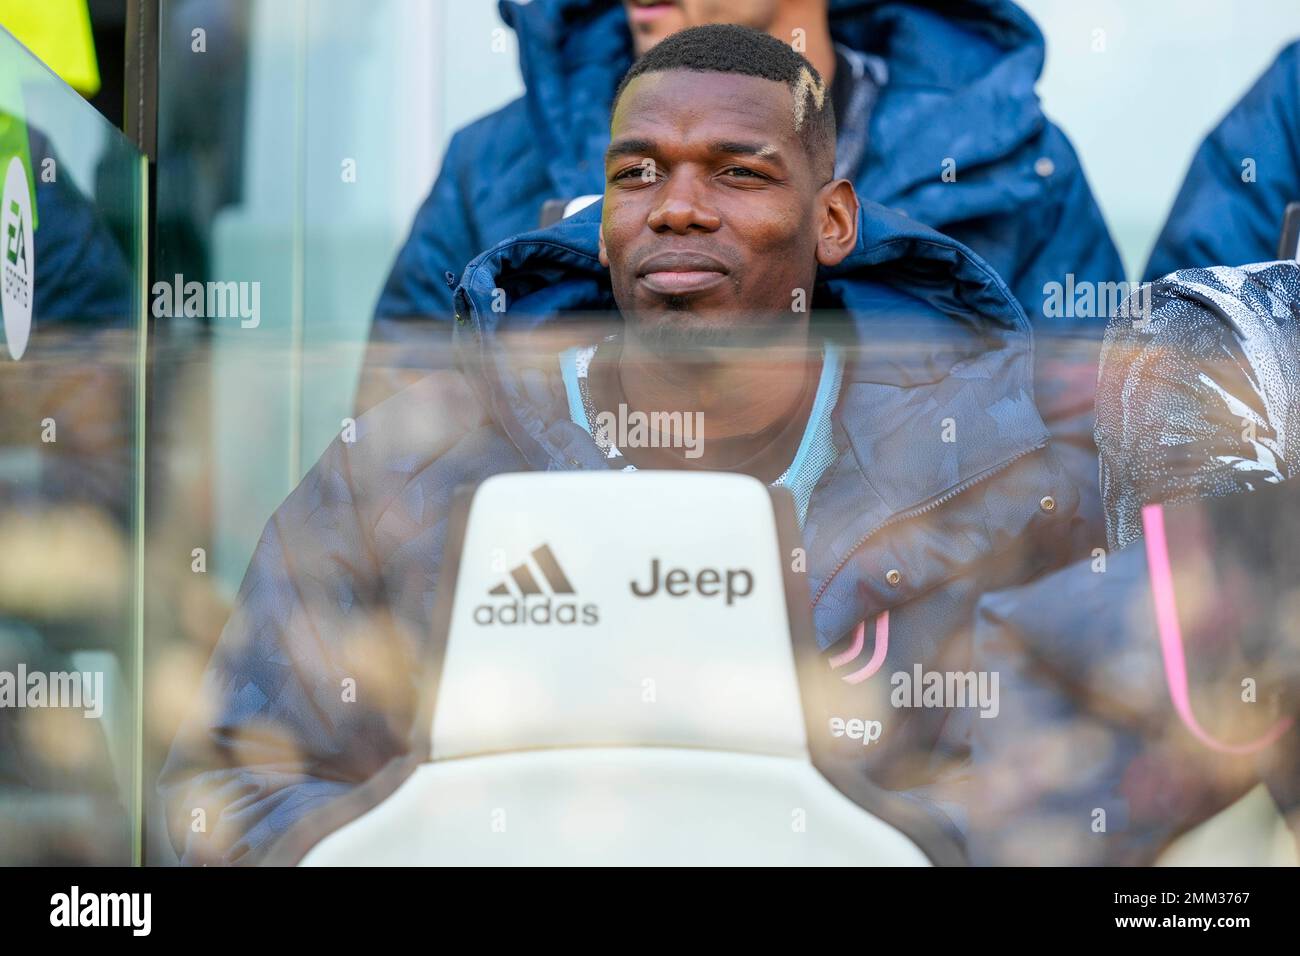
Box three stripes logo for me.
[488,544,574,597]
[474,544,599,627]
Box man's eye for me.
[722,166,766,180]
[612,166,653,182]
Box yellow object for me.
[0,0,100,95]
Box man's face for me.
[599,70,835,348]
[623,1,782,55]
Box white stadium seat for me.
[267,472,963,865]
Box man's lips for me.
[640,271,728,295]
[636,251,730,297]
[627,1,678,25]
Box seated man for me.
[967,260,1300,865]
[1099,259,1300,845]
[363,0,1121,561]
[160,25,1082,865]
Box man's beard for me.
[626,304,803,356]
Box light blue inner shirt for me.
[559,339,843,527]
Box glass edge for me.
[0,22,138,152]
[132,151,148,867]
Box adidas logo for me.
[474,544,599,627]
[487,544,575,597]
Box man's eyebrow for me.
[605,138,656,162]
[604,138,786,163]
[713,140,783,159]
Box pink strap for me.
[833,611,889,685]
[1142,503,1293,754]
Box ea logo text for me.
[629,559,753,605]
[829,717,882,746]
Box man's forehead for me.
[611,70,803,149]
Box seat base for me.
[301,747,932,866]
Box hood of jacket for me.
[499,0,1049,212]
[452,198,1068,648]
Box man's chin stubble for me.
[625,307,805,357]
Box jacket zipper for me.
[810,440,1049,606]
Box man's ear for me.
[814,179,859,268]
[598,224,609,268]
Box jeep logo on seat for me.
[629,559,753,605]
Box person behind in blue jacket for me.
[161,25,1085,865]
[359,0,1122,422]
[1146,41,1300,279]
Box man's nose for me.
[646,174,721,234]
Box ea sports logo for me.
[474,543,599,626]
[1,155,33,361]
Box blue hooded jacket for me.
[1146,40,1300,279]
[160,200,1085,865]
[365,0,1122,387]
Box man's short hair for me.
[612,24,837,180]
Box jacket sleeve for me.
[158,437,422,865]
[1095,274,1297,552]
[354,129,482,414]
[1145,41,1300,280]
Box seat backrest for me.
[429,470,808,761]
[271,472,960,866]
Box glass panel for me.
[148,0,474,864]
[0,23,145,865]
[146,0,1300,869]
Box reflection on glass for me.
[0,26,143,865]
